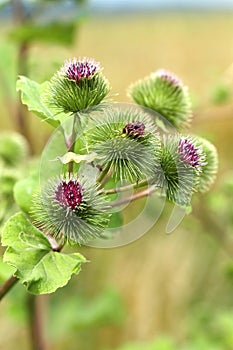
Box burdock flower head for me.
[86,107,161,183]
[153,135,202,206]
[122,121,145,138]
[48,57,110,113]
[128,68,192,130]
[62,57,100,83]
[194,136,218,193]
[54,179,83,211]
[31,176,110,245]
[178,137,206,169]
[156,69,182,86]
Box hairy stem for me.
[0,274,18,302]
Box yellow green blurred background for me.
[0,7,233,350]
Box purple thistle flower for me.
[62,57,100,83]
[178,137,205,168]
[122,121,145,138]
[54,179,83,211]
[156,68,183,86]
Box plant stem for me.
[108,185,157,208]
[27,294,47,350]
[97,162,112,189]
[102,179,149,195]
[66,116,78,175]
[0,274,18,301]
[47,234,64,252]
[11,0,32,151]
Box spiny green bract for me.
[153,135,199,206]
[194,136,218,193]
[128,69,192,131]
[86,108,161,183]
[31,176,110,245]
[47,58,110,114]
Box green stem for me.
[12,0,33,152]
[108,185,157,208]
[0,274,18,302]
[97,162,112,189]
[102,179,149,195]
[27,294,47,350]
[47,234,65,252]
[67,117,77,175]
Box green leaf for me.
[55,151,97,164]
[16,76,66,128]
[1,213,86,294]
[13,175,40,214]
[0,256,15,284]
[9,22,77,46]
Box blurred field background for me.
[1,5,233,350]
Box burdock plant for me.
[0,58,218,305]
[128,68,192,130]
[48,57,110,113]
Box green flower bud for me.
[128,69,192,131]
[154,135,199,206]
[48,57,110,113]
[194,136,218,193]
[86,107,161,183]
[31,176,110,245]
[0,132,29,166]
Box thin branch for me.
[11,0,32,149]
[27,294,47,350]
[0,274,18,301]
[107,185,157,208]
[67,121,77,175]
[102,179,149,195]
[97,163,112,190]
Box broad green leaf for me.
[1,212,51,254]
[0,255,15,283]
[16,76,67,128]
[9,22,76,46]
[55,151,97,164]
[13,175,40,214]
[2,213,86,294]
